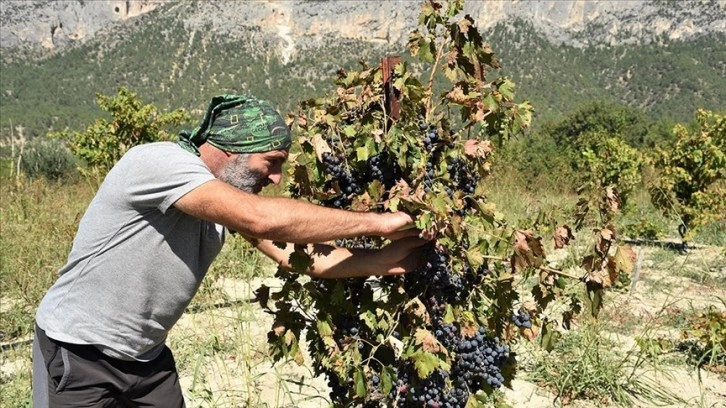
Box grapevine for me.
[256,1,634,406]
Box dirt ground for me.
[170,244,726,408]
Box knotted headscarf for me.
[178,95,291,156]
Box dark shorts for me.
[32,324,185,408]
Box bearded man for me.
[33,95,427,407]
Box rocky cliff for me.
[1,0,724,60]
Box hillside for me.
[0,0,724,139]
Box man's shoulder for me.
[127,141,184,155]
[123,142,201,163]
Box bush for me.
[648,109,726,244]
[50,87,191,177]
[620,216,667,241]
[576,133,643,208]
[19,137,78,181]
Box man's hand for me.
[374,237,431,275]
[252,235,432,279]
[379,212,434,241]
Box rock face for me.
[1,0,724,56]
[0,0,163,49]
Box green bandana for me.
[178,95,291,156]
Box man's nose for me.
[268,173,282,185]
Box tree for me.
[51,87,191,177]
[648,109,726,250]
[576,132,643,208]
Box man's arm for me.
[174,180,418,243]
[252,237,428,279]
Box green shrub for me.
[50,87,191,177]
[576,133,643,208]
[620,216,667,241]
[19,137,78,181]
[648,109,726,243]
[679,304,726,371]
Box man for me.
[33,95,427,407]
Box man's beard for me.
[219,154,269,193]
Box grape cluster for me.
[451,326,509,389]
[422,123,439,151]
[322,152,363,197]
[511,309,532,329]
[324,369,352,407]
[366,152,398,189]
[334,315,360,339]
[405,246,468,306]
[418,119,443,194]
[434,322,459,349]
[447,156,479,196]
[393,364,455,408]
[390,327,510,407]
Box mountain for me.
[1,0,724,139]
[3,0,724,54]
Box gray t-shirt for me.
[36,142,224,361]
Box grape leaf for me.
[354,368,367,398]
[540,320,560,352]
[289,250,313,273]
[410,350,446,378]
[553,225,574,249]
[463,139,493,159]
[414,328,444,353]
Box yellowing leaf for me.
[410,351,447,378]
[414,328,444,353]
[312,133,332,162]
[614,245,636,274]
[463,139,493,159]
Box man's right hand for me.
[379,212,435,241]
[379,212,419,240]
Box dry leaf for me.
[581,255,597,273]
[405,298,430,324]
[447,85,468,104]
[457,17,472,33]
[511,229,546,273]
[414,328,443,353]
[463,139,493,159]
[602,186,621,213]
[447,49,458,66]
[312,133,332,162]
[521,326,538,342]
[554,225,574,249]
